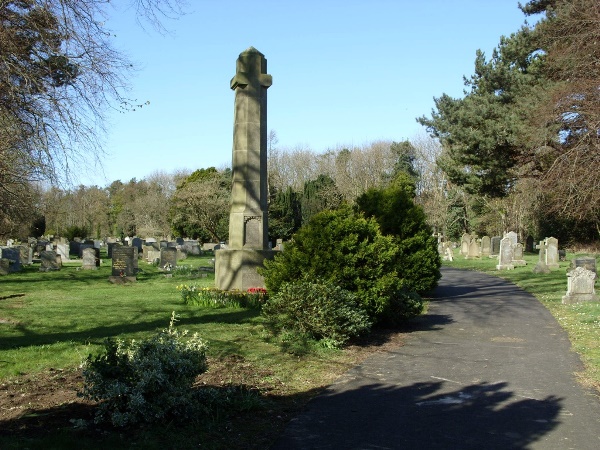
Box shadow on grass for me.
[0,377,563,449]
[0,309,260,351]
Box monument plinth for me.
[215,47,276,291]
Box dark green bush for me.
[355,182,441,293]
[260,206,407,319]
[262,280,372,349]
[79,314,208,427]
[378,290,425,327]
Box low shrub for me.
[78,313,208,427]
[378,290,425,327]
[177,285,267,309]
[262,280,372,349]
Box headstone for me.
[571,257,597,275]
[444,246,454,262]
[175,237,185,246]
[525,236,534,253]
[78,243,93,259]
[147,249,161,263]
[56,241,69,260]
[159,240,168,249]
[81,247,98,270]
[480,236,491,257]
[131,237,143,253]
[460,233,470,256]
[545,237,560,270]
[69,241,81,256]
[466,237,480,259]
[0,247,21,273]
[202,242,219,252]
[215,47,277,290]
[107,242,118,259]
[109,246,136,282]
[93,240,103,249]
[562,267,598,304]
[39,250,61,271]
[490,236,501,257]
[533,239,550,274]
[512,243,527,266]
[0,258,10,275]
[159,247,178,271]
[183,240,201,255]
[18,245,32,265]
[505,231,518,248]
[496,237,515,270]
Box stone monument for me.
[562,267,598,304]
[215,47,277,291]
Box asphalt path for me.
[271,267,600,449]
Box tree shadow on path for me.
[273,380,562,449]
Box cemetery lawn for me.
[0,255,406,449]
[444,250,600,393]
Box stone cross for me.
[228,46,272,250]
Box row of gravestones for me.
[108,246,186,283]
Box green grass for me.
[444,249,600,390]
[0,254,369,449]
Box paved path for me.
[272,267,600,449]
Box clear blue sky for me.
[86,0,536,186]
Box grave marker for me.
[562,267,598,304]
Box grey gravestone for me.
[18,245,32,265]
[39,250,61,271]
[571,257,597,275]
[505,231,518,248]
[81,247,98,270]
[533,239,550,274]
[562,267,598,304]
[160,247,178,271]
[183,240,201,255]
[56,241,70,260]
[78,243,93,258]
[110,246,136,281]
[496,237,515,270]
[202,242,219,251]
[215,47,277,291]
[545,237,560,270]
[466,237,480,259]
[512,243,527,266]
[0,258,10,275]
[460,233,470,256]
[176,237,184,246]
[481,236,491,257]
[159,240,168,249]
[490,236,501,257]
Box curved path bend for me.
[272,267,600,449]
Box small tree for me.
[355,178,441,293]
[260,206,423,322]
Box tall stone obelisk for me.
[215,47,276,290]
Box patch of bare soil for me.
[0,328,407,447]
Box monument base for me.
[108,276,136,284]
[496,264,514,271]
[562,293,599,304]
[215,249,278,291]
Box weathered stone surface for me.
[496,237,514,270]
[562,267,598,304]
[215,47,275,290]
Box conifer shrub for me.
[259,207,424,323]
[79,313,208,427]
[262,280,371,349]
